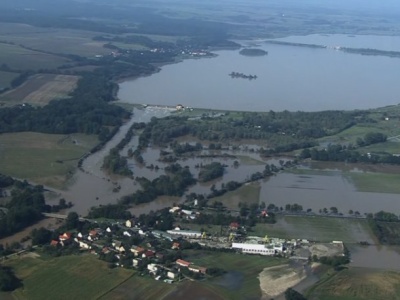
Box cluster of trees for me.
[198,162,225,182]
[171,142,203,155]
[0,73,129,137]
[313,246,350,269]
[367,211,400,245]
[136,110,360,151]
[0,184,45,238]
[102,149,132,176]
[285,288,307,300]
[356,132,387,147]
[0,266,21,292]
[300,144,400,165]
[87,204,132,220]
[120,164,196,205]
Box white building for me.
[167,229,202,238]
[232,243,275,256]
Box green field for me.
[100,274,176,300]
[182,250,285,300]
[0,74,79,106]
[345,172,400,194]
[0,71,19,89]
[307,267,400,300]
[3,254,132,300]
[0,43,70,71]
[0,24,110,57]
[0,132,98,188]
[212,182,261,210]
[252,216,375,243]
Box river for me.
[118,34,400,112]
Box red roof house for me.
[176,259,191,267]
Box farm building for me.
[232,243,275,256]
[167,229,202,238]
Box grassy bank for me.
[3,254,132,300]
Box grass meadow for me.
[0,132,98,188]
[3,254,132,300]
[0,74,79,106]
[0,43,70,71]
[252,216,376,244]
[306,267,400,300]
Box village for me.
[46,205,346,285]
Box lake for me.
[118,34,400,112]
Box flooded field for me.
[349,245,400,270]
[57,106,400,219]
[260,170,400,215]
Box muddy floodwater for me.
[57,106,400,218]
[260,171,400,215]
[349,245,400,270]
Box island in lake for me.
[239,48,268,56]
[229,72,258,79]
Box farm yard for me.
[0,74,79,106]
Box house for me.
[172,242,180,250]
[77,232,83,239]
[50,240,59,247]
[142,250,155,258]
[102,247,111,254]
[189,266,207,274]
[89,230,98,239]
[116,245,126,253]
[167,271,178,280]
[59,232,72,241]
[147,263,158,273]
[155,253,165,261]
[132,258,142,267]
[123,231,132,237]
[181,209,193,216]
[167,229,202,239]
[176,259,191,268]
[106,227,112,233]
[125,219,135,228]
[176,104,184,110]
[75,239,91,250]
[230,222,240,230]
[112,240,122,248]
[130,246,145,257]
[169,207,181,213]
